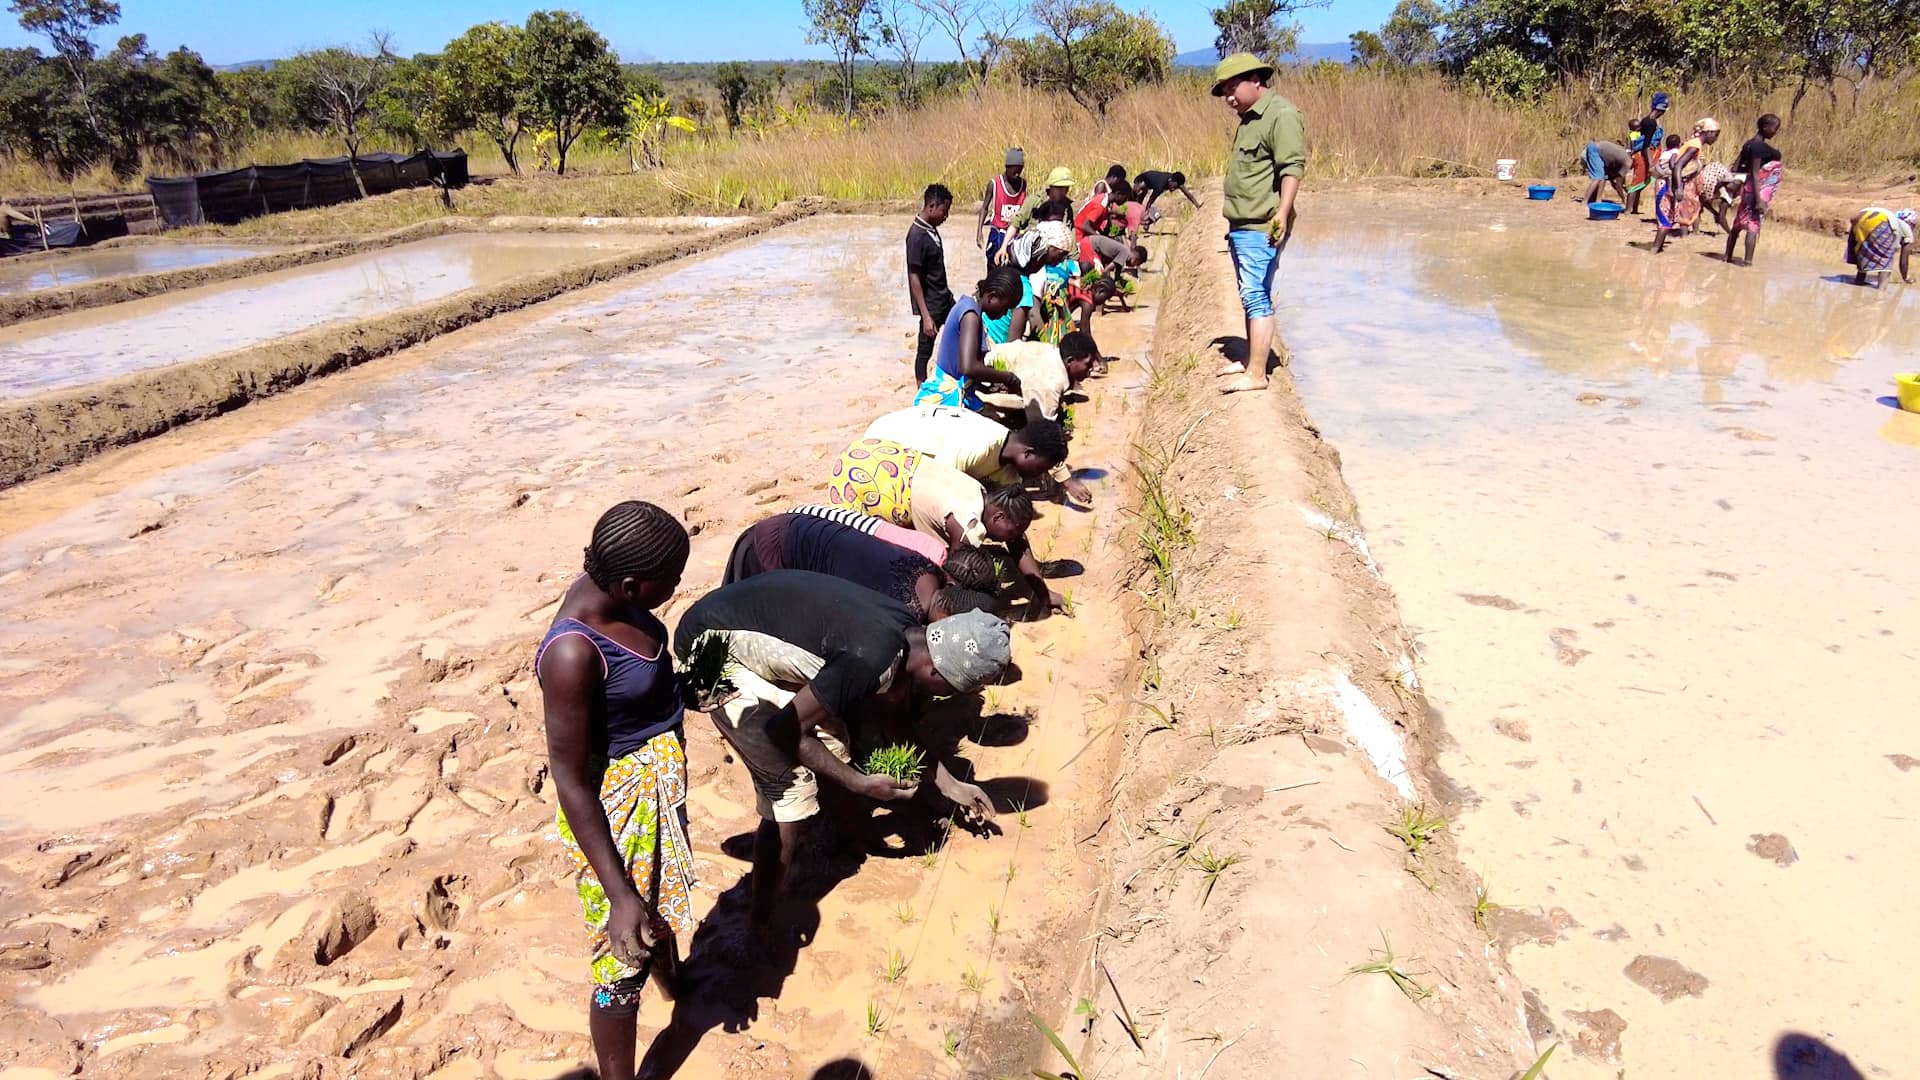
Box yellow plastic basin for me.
[1899,372,1920,414]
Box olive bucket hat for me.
[1212,52,1274,96]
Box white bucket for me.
[1494,159,1517,181]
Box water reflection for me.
[0,233,654,399]
[0,244,273,295]
[1288,211,1918,389]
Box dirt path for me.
[1050,195,1533,1080]
[0,215,1165,1079]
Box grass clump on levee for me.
[862,742,926,785]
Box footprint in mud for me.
[1623,954,1709,1002]
[1460,593,1524,610]
[1549,628,1590,666]
[1888,754,1919,772]
[1565,1007,1628,1063]
[1747,832,1799,866]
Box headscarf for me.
[1696,117,1720,134]
[1035,220,1072,253]
[1650,91,1670,112]
[925,610,1011,693]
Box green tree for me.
[804,0,876,123]
[283,33,397,194]
[713,60,753,132]
[373,54,445,149]
[1348,29,1387,67]
[8,0,119,139]
[1462,42,1549,102]
[1209,0,1320,65]
[438,23,531,173]
[1380,0,1443,66]
[1007,0,1173,116]
[518,9,625,174]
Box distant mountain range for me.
[1174,43,1353,67]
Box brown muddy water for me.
[1282,192,1920,1077]
[0,233,656,399]
[0,215,1154,1078]
[0,244,276,295]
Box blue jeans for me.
[1227,227,1278,319]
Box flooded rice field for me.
[0,243,277,295]
[0,215,1152,1078]
[1282,191,1920,1077]
[0,232,658,399]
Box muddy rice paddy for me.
[0,215,1158,1078]
[0,233,660,399]
[1283,190,1920,1077]
[0,244,280,296]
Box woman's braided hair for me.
[583,501,689,591]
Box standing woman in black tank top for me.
[536,501,692,1080]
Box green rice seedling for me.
[960,964,987,994]
[986,904,1002,934]
[1156,813,1212,874]
[1473,880,1496,930]
[1346,933,1432,1003]
[1100,960,1146,1050]
[921,843,940,869]
[676,631,736,707]
[1223,602,1245,631]
[1060,404,1077,439]
[881,947,908,983]
[1139,654,1161,693]
[1384,804,1447,858]
[862,743,926,785]
[1136,702,1177,734]
[941,1028,962,1057]
[1012,799,1032,828]
[1027,1009,1085,1080]
[864,999,886,1036]
[1006,859,1019,883]
[1192,848,1246,907]
[894,902,917,925]
[1520,1043,1557,1079]
[1059,588,1076,616]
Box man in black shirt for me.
[675,571,1011,937]
[906,184,955,384]
[1133,169,1201,212]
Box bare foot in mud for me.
[1219,374,1268,394]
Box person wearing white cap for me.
[674,571,1012,943]
[976,147,1029,267]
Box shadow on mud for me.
[1773,1032,1867,1079]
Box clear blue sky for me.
[0,0,1395,66]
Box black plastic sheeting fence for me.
[146,150,469,228]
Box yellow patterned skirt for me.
[556,728,696,996]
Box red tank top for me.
[988,174,1027,229]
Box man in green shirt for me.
[1212,53,1306,394]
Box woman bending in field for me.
[536,501,695,1080]
[1846,208,1916,285]
[914,265,1026,410]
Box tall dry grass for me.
[56,68,1909,238]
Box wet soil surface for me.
[1281,190,1920,1076]
[0,244,280,296]
[0,215,1159,1078]
[0,233,661,399]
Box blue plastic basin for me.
[1527,184,1557,200]
[1588,201,1624,220]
